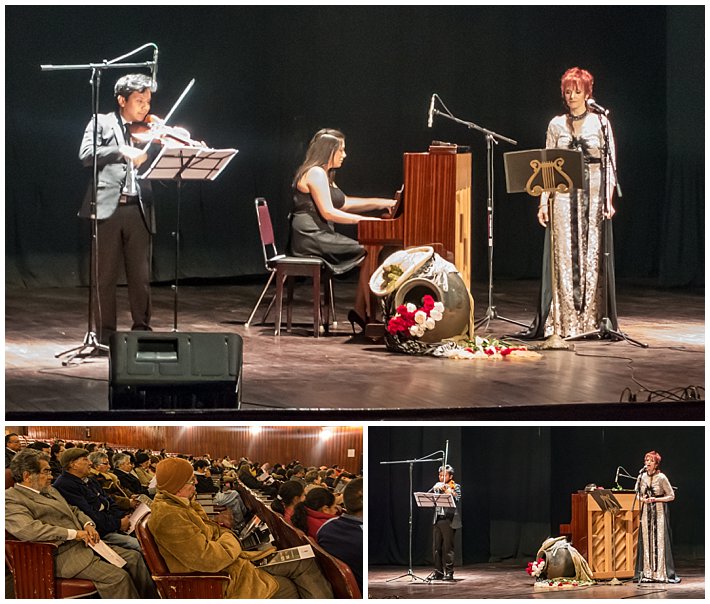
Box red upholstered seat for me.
[5,531,99,598]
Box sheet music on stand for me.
[140,145,238,181]
[413,491,455,509]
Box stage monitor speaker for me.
[109,332,242,410]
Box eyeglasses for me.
[39,469,53,475]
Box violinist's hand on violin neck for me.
[119,145,148,167]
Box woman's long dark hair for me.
[291,487,335,533]
[293,129,345,187]
[271,480,305,515]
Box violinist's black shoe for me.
[442,572,455,581]
[427,570,444,581]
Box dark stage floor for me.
[5,279,704,420]
[368,561,705,599]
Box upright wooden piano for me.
[559,490,639,579]
[357,148,472,318]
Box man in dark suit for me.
[78,73,156,345]
[5,449,157,599]
[112,453,150,498]
[427,465,462,582]
[5,433,22,468]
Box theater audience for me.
[193,459,219,494]
[89,451,137,511]
[6,449,157,599]
[149,458,333,599]
[5,433,22,468]
[291,487,339,539]
[290,465,307,485]
[322,469,334,489]
[333,472,354,493]
[27,441,52,455]
[304,470,324,493]
[239,460,278,498]
[134,453,154,487]
[317,477,363,593]
[271,480,306,523]
[113,453,150,497]
[49,443,65,479]
[53,448,140,551]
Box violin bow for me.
[139,78,196,155]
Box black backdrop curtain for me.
[5,6,703,288]
[369,426,704,566]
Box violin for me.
[128,114,205,148]
[433,479,458,496]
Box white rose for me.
[406,303,417,313]
[434,301,444,312]
[409,325,422,337]
[414,310,427,325]
[425,317,436,330]
[430,309,443,321]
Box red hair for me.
[644,450,662,466]
[560,67,594,99]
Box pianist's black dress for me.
[289,185,366,275]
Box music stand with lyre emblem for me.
[505,148,584,348]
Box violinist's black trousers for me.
[433,517,456,574]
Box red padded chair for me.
[245,197,336,337]
[134,513,230,598]
[5,468,98,598]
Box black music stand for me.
[380,454,442,584]
[140,145,237,331]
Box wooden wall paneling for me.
[16,426,362,473]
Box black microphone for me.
[586,98,609,115]
[151,46,159,91]
[427,94,436,128]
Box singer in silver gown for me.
[521,67,619,339]
[634,451,680,583]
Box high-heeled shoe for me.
[347,310,367,334]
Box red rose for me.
[421,295,435,311]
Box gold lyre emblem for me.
[525,157,574,197]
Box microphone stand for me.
[564,112,646,347]
[45,45,156,365]
[633,470,648,588]
[431,102,525,331]
[380,451,443,583]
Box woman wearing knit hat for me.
[148,458,333,599]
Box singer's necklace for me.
[569,110,588,122]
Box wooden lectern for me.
[560,490,639,579]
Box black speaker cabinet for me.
[109,332,242,410]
